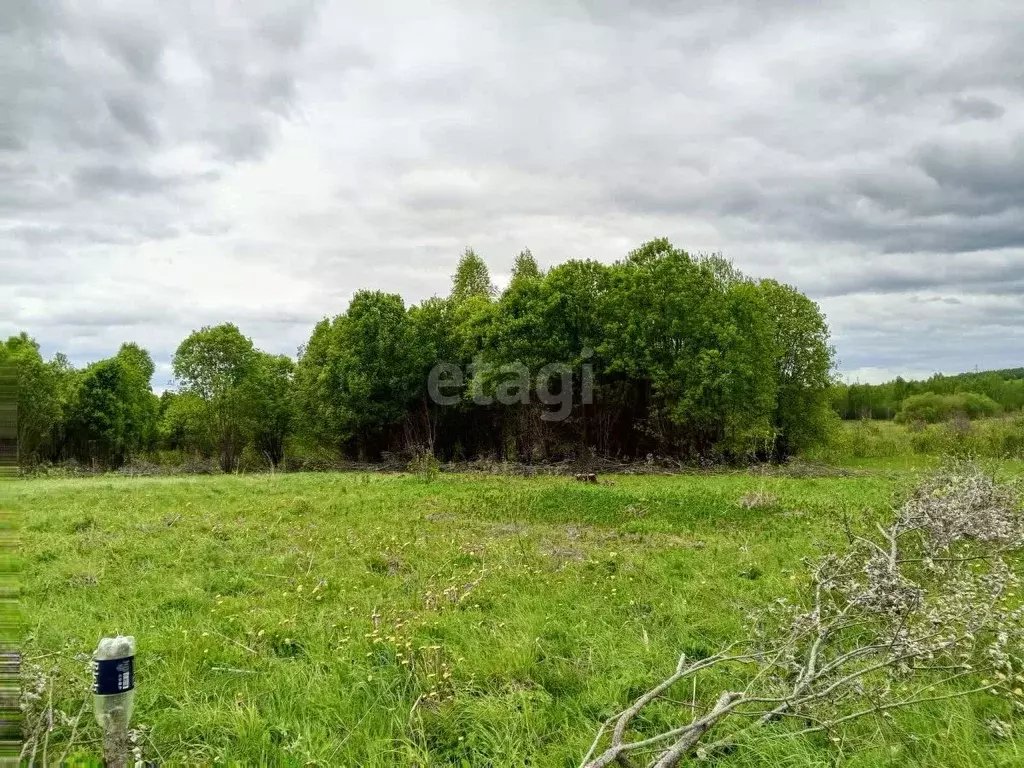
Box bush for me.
[281,447,346,472]
[959,391,1003,419]
[177,456,220,475]
[896,391,1001,424]
[895,392,944,424]
[407,449,440,480]
[238,444,272,473]
[117,459,165,477]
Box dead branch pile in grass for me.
[583,463,1024,767]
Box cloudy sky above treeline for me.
[3,0,1022,389]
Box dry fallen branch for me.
[583,462,1024,767]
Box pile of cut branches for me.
[583,463,1024,767]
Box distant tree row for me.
[0,328,293,472]
[831,369,1024,421]
[4,240,836,469]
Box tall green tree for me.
[172,324,257,471]
[450,248,495,303]
[0,334,62,464]
[509,248,542,285]
[114,342,159,453]
[69,347,158,466]
[757,279,835,456]
[240,352,295,467]
[600,240,786,458]
[294,292,416,459]
[158,390,215,457]
[293,318,340,449]
[406,296,460,453]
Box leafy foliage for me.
[69,351,157,465]
[450,248,496,303]
[240,353,295,467]
[0,334,63,460]
[172,324,257,471]
[895,391,1002,424]
[6,239,838,468]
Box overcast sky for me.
[3,0,1022,390]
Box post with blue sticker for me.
[93,636,136,768]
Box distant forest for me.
[2,240,837,470]
[831,369,1024,421]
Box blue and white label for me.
[93,656,134,695]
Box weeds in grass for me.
[738,491,778,510]
[811,415,1024,464]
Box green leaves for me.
[450,248,495,303]
[285,241,837,462]
[69,351,158,465]
[7,239,838,468]
[0,333,64,462]
[173,323,257,401]
[239,353,295,466]
[294,291,419,456]
[172,324,258,470]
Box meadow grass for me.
[6,466,1023,766]
[809,415,1024,464]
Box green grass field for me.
[8,466,1024,765]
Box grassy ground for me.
[7,466,1024,766]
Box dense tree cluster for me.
[832,369,1024,421]
[5,240,837,469]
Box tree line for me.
[831,369,1024,421]
[3,240,836,470]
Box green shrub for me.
[807,414,1024,461]
[407,450,441,480]
[895,393,945,424]
[896,392,1001,424]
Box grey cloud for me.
[951,95,1005,121]
[256,0,324,51]
[0,133,24,151]
[0,0,321,199]
[802,256,1024,299]
[4,0,1024,381]
[0,160,71,214]
[72,164,178,196]
[43,306,178,328]
[228,307,326,326]
[6,223,181,247]
[0,0,59,33]
[105,92,160,144]
[257,72,298,116]
[826,289,1024,376]
[914,137,1024,202]
[96,16,165,81]
[593,136,1024,255]
[207,123,274,162]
